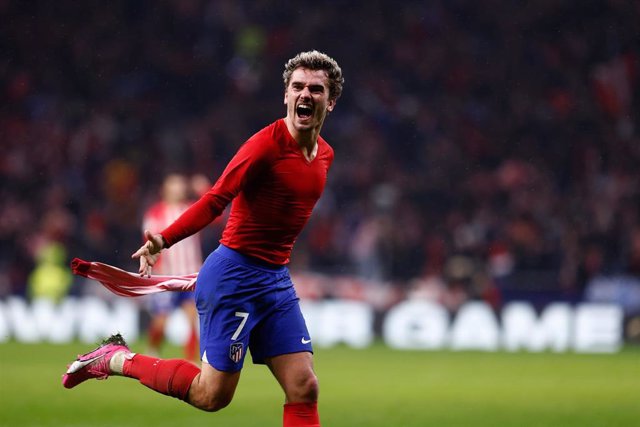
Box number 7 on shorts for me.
[231,312,249,340]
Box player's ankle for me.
[109,350,130,375]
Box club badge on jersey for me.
[229,342,244,363]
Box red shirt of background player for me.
[160,118,334,265]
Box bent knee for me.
[187,366,240,412]
[200,398,232,413]
[289,372,319,403]
[195,393,233,412]
[303,374,320,401]
[189,387,234,412]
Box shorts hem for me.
[251,349,314,365]
[202,358,244,373]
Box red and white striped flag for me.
[71,258,197,297]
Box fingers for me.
[137,253,155,277]
[131,246,145,259]
[138,256,152,278]
[132,230,163,277]
[132,240,155,259]
[138,255,147,276]
[132,241,157,277]
[132,242,150,260]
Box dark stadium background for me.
[1,1,639,341]
[1,2,640,426]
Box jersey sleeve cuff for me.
[159,233,172,249]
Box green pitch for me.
[1,341,638,427]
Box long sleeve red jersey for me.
[160,118,334,265]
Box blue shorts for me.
[195,244,313,372]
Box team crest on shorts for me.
[229,342,244,363]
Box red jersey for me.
[160,119,334,265]
[143,201,203,275]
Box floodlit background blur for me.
[2,0,639,335]
[1,1,640,426]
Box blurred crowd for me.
[1,0,639,312]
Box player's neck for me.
[284,118,321,161]
[294,133,319,162]
[298,140,319,162]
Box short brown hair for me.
[283,50,344,101]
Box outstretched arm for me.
[132,132,274,277]
[157,134,274,247]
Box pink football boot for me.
[62,333,130,389]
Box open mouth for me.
[296,104,313,119]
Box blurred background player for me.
[142,173,206,361]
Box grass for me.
[0,341,638,426]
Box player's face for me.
[163,174,188,203]
[284,67,336,133]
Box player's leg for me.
[266,352,321,427]
[186,245,263,408]
[186,361,240,411]
[266,351,318,403]
[62,333,240,412]
[249,284,320,426]
[122,353,240,412]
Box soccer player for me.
[142,173,203,361]
[62,50,344,427]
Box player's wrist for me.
[159,234,169,250]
